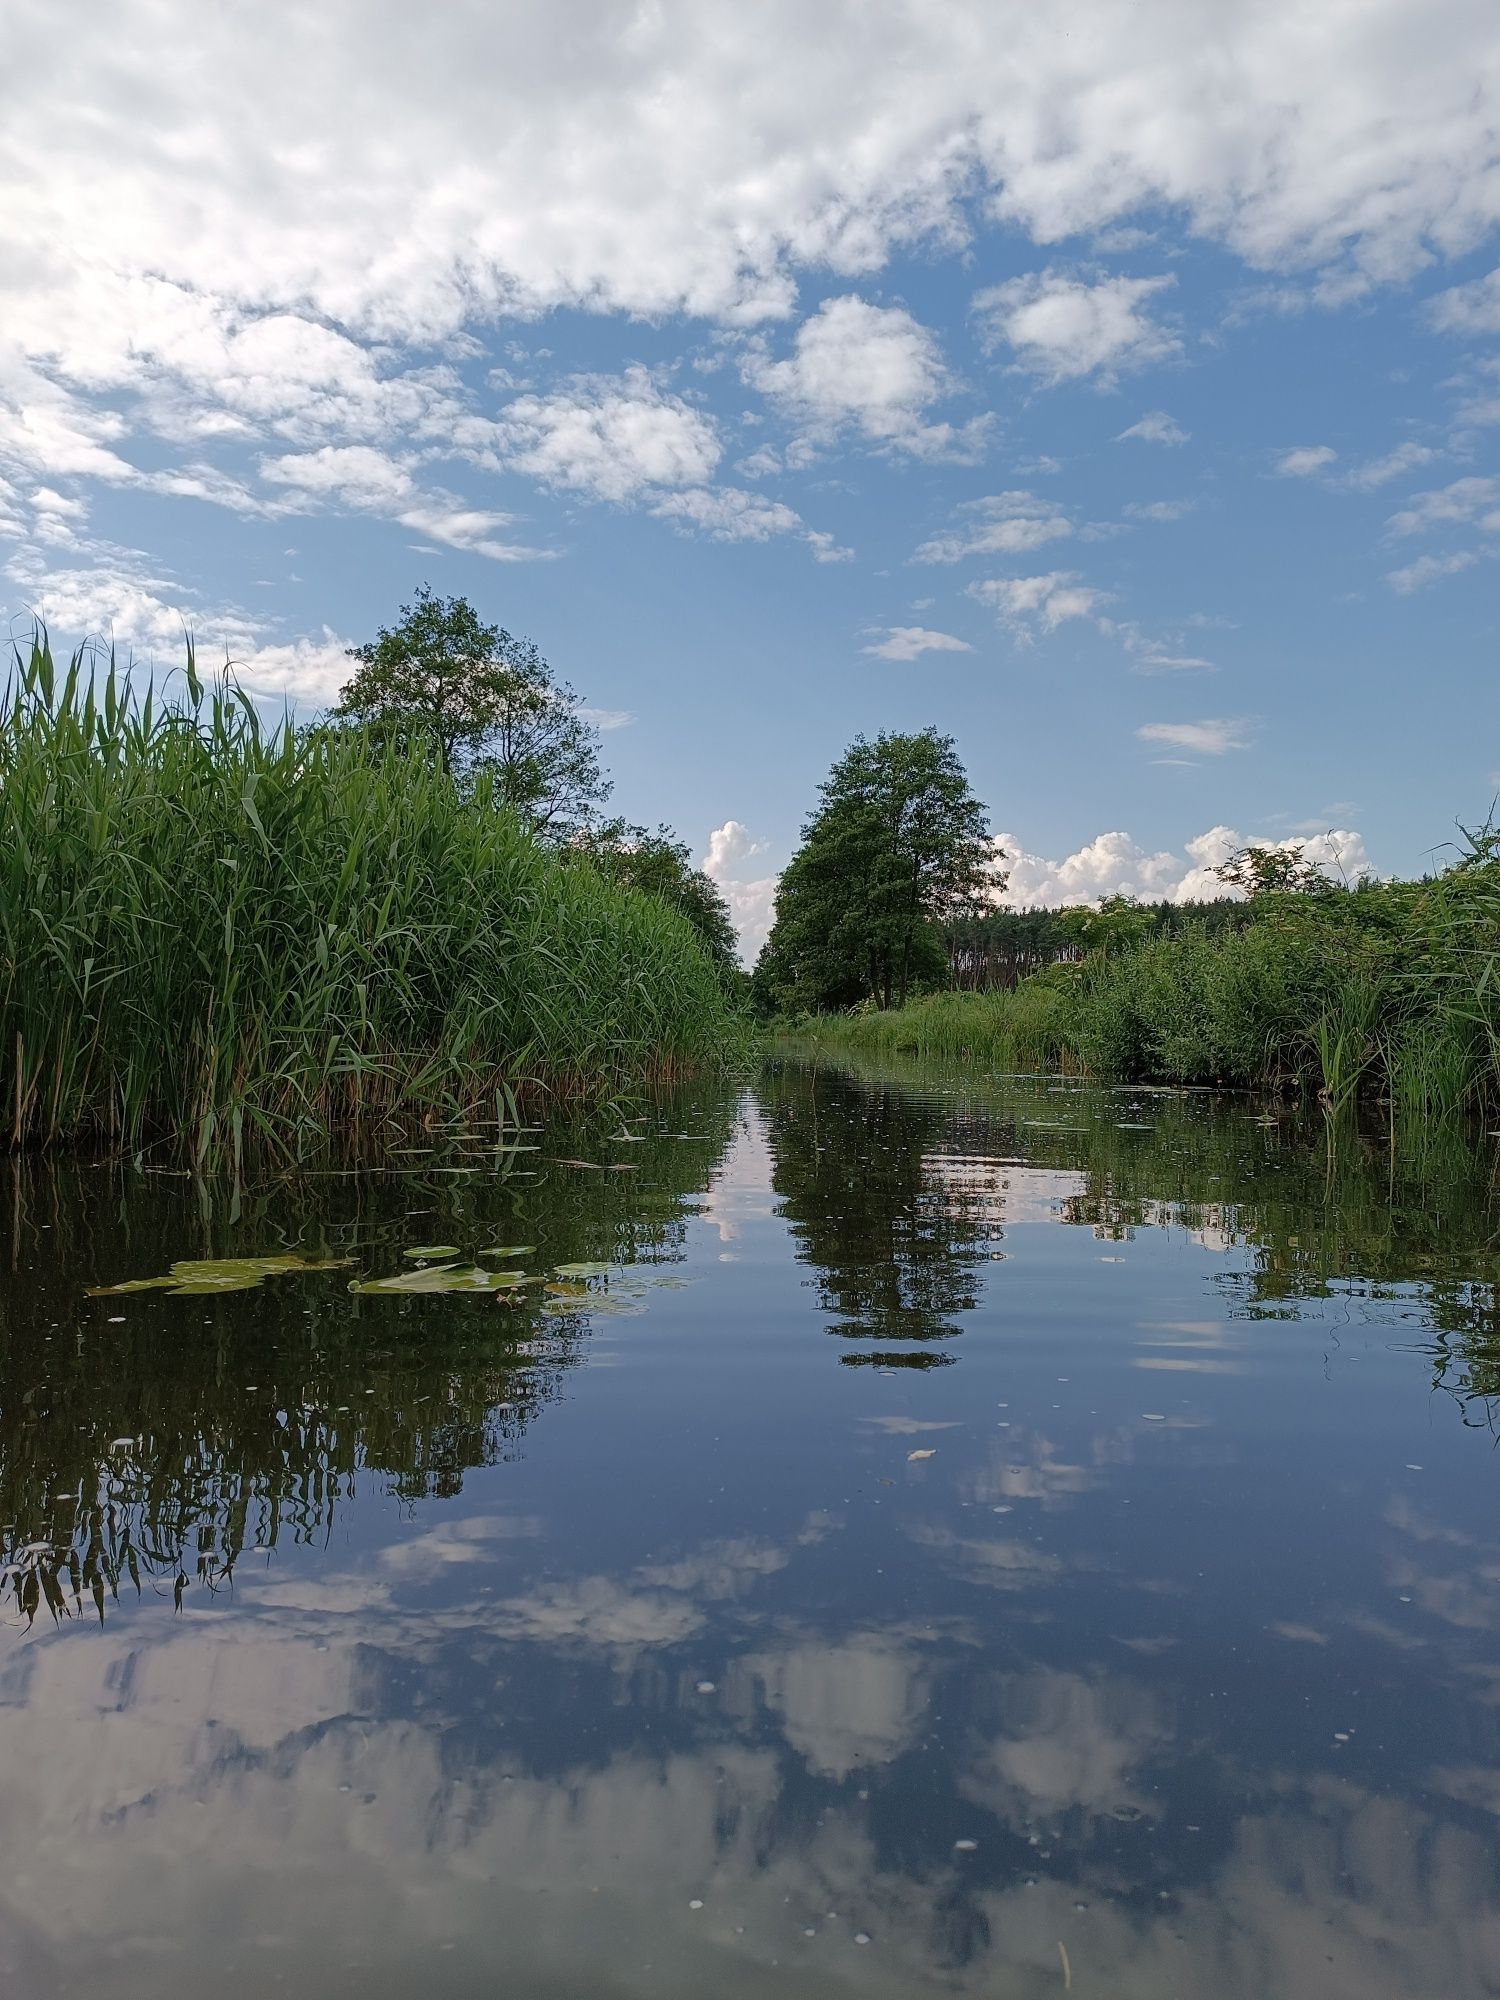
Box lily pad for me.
[89,1254,350,1298]
[553,1261,614,1279]
[478,1245,536,1259]
[402,1244,462,1261]
[350,1264,530,1296]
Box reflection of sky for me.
[4,1070,1500,1996]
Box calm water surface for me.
[4,1053,1500,1997]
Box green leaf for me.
[402,1244,462,1261]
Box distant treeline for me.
[942,898,1252,988]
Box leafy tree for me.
[755,729,998,1013]
[1055,894,1157,958]
[335,585,609,835]
[575,820,743,987]
[1214,841,1332,899]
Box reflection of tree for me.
[805,1043,1500,1416]
[760,1063,1011,1353]
[0,1097,735,1624]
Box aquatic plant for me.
[0,631,741,1161]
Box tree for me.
[755,729,999,1014]
[1055,894,1156,958]
[1214,842,1332,899]
[574,820,743,988]
[334,586,610,836]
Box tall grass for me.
[795,847,1500,1126]
[0,633,739,1160]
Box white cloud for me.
[1342,441,1437,490]
[259,445,546,560]
[1123,497,1195,522]
[744,295,985,457]
[974,271,1179,382]
[861,625,973,661]
[1427,266,1500,335]
[997,823,1371,906]
[649,483,848,559]
[1131,652,1215,672]
[1386,475,1500,534]
[913,490,1072,564]
[487,369,722,501]
[702,820,776,962]
[968,570,1108,636]
[576,704,635,731]
[1385,549,1480,592]
[1136,718,1252,755]
[1274,444,1338,477]
[1116,410,1189,446]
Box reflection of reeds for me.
[0,631,738,1165]
[0,1089,740,1627]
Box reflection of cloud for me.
[905,1523,1064,1589]
[493,1576,706,1648]
[737,1633,932,1779]
[962,1671,1169,1826]
[636,1537,788,1599]
[378,1513,545,1580]
[962,1431,1095,1508]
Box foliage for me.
[755,729,997,1014]
[334,584,609,835]
[795,835,1500,1122]
[1212,839,1338,897]
[573,819,743,988]
[0,630,740,1161]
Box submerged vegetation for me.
[1,631,741,1160]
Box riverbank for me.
[793,850,1500,1122]
[1,638,742,1161]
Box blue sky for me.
[4,1,1499,949]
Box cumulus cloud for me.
[1386,475,1500,535]
[260,444,547,559]
[974,271,1179,382]
[996,823,1371,906]
[1274,444,1338,477]
[1123,497,1195,522]
[968,570,1109,636]
[1427,266,1500,335]
[649,483,849,559]
[1116,410,1189,445]
[1342,441,1437,490]
[1385,549,1480,592]
[861,625,973,660]
[702,820,777,962]
[743,295,986,457]
[1136,717,1252,755]
[913,490,1072,564]
[486,369,722,501]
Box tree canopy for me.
[334,586,609,836]
[574,820,743,988]
[754,729,998,1014]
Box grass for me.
[1,633,742,1161]
[794,846,1500,1125]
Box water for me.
[3,1052,1500,1997]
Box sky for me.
[4,0,1500,955]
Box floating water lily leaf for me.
[478,1245,536,1259]
[350,1264,529,1295]
[553,1261,613,1279]
[547,1280,590,1296]
[89,1254,350,1298]
[402,1244,462,1261]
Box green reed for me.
[1,633,740,1161]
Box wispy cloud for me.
[1136,718,1252,755]
[861,626,973,661]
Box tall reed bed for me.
[1,634,739,1160]
[798,844,1500,1124]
